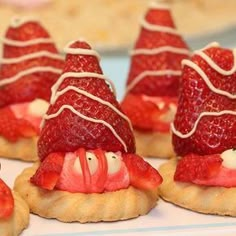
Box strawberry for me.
[38,40,135,161]
[0,107,38,141]
[0,19,64,107]
[30,152,64,190]
[172,45,236,156]
[126,4,190,97]
[174,154,223,182]
[0,178,14,220]
[122,153,163,190]
[121,93,176,132]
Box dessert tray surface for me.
[1,50,236,235]
[2,158,236,236]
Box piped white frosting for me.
[221,149,236,169]
[50,72,116,104]
[172,110,236,139]
[172,43,236,139]
[140,18,180,35]
[0,66,62,87]
[64,40,100,60]
[126,70,181,94]
[43,104,128,152]
[0,37,53,47]
[0,51,64,64]
[52,85,132,130]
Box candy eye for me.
[86,152,98,175]
[28,99,49,116]
[222,149,236,169]
[73,157,82,174]
[105,152,122,174]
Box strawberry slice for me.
[0,179,14,220]
[121,93,176,132]
[0,19,64,107]
[38,40,135,161]
[174,153,222,182]
[122,153,163,190]
[30,152,64,190]
[126,4,190,96]
[0,107,38,142]
[172,45,236,156]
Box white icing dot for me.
[28,99,49,117]
[86,152,98,175]
[105,152,122,174]
[221,149,236,169]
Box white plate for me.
[1,158,236,236]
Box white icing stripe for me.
[0,66,62,87]
[0,51,64,64]
[0,37,53,47]
[140,18,180,35]
[194,49,236,75]
[149,1,170,10]
[130,46,190,56]
[64,47,100,60]
[10,16,38,28]
[199,42,220,51]
[126,70,181,93]
[50,72,116,104]
[182,59,236,99]
[171,110,236,138]
[52,85,133,130]
[44,104,128,152]
[64,40,100,60]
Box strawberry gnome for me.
[0,17,64,161]
[159,43,236,216]
[0,165,29,235]
[121,1,190,158]
[14,40,162,223]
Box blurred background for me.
[1,0,236,99]
[1,0,236,51]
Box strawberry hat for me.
[172,43,236,156]
[29,40,162,195]
[0,17,64,107]
[38,40,135,161]
[126,1,190,97]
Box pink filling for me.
[56,152,130,193]
[193,166,236,188]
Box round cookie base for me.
[159,158,236,216]
[14,163,159,223]
[134,130,175,158]
[0,191,30,236]
[0,136,38,162]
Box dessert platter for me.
[0,1,236,235]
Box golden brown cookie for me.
[0,191,30,236]
[14,163,159,223]
[0,136,38,162]
[134,130,175,158]
[159,158,236,216]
